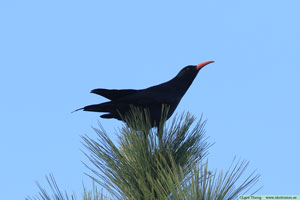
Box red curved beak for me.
[196,61,214,70]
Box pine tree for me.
[27,108,260,200]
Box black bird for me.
[74,61,214,126]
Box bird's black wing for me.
[118,87,181,107]
[90,88,139,100]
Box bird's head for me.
[176,61,214,79]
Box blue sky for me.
[1,0,300,199]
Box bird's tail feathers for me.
[71,107,83,113]
[91,88,137,100]
[73,102,114,113]
[100,113,115,119]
